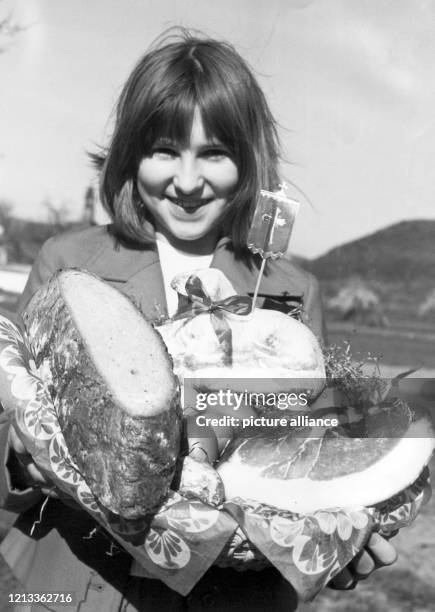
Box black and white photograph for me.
[0,1,434,610]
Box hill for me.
[305,220,435,282]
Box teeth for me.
[174,201,202,209]
[168,197,208,208]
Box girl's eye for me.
[202,148,230,161]
[151,147,178,159]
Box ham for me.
[217,400,435,512]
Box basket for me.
[215,526,269,571]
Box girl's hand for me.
[8,425,60,498]
[329,479,432,589]
[328,532,397,589]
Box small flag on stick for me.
[248,184,300,310]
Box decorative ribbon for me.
[171,275,252,366]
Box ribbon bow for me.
[171,275,252,366]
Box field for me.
[327,319,435,372]
[0,293,433,611]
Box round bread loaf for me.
[157,269,326,402]
[23,269,181,519]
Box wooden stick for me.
[251,258,266,313]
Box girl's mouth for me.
[166,196,213,211]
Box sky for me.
[1,0,435,258]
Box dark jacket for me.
[0,225,324,611]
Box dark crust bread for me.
[24,269,182,519]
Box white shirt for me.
[155,233,213,317]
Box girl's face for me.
[136,110,238,251]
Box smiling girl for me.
[0,30,397,611]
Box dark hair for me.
[95,30,281,255]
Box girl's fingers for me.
[349,478,429,579]
[329,532,398,590]
[365,532,398,566]
[26,461,50,485]
[8,425,27,454]
[9,425,52,486]
[11,443,48,485]
[39,486,61,499]
[328,568,355,590]
[349,549,376,579]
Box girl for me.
[0,31,398,611]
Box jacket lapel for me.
[89,239,168,322]
[124,261,168,322]
[210,238,256,294]
[89,234,304,321]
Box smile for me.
[166,196,213,210]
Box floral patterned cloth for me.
[223,467,427,600]
[0,315,429,600]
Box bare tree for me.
[43,199,71,230]
[82,185,96,225]
[0,200,13,229]
[0,4,24,53]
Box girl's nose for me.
[173,156,204,194]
